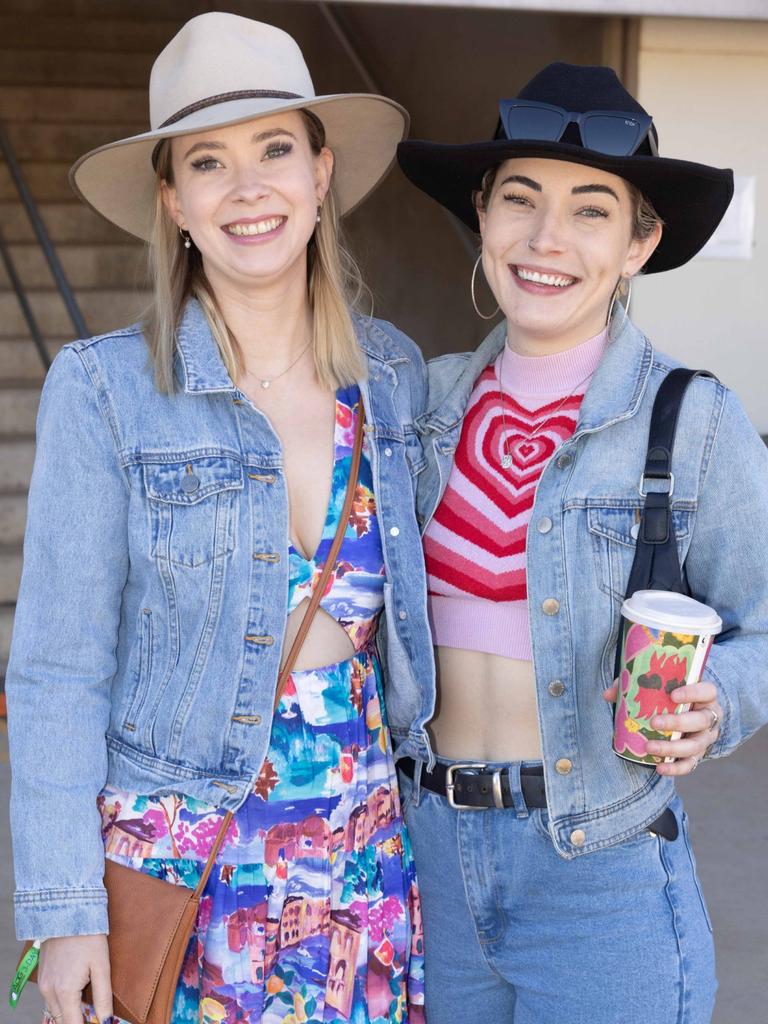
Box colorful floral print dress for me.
[89,386,425,1024]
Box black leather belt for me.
[398,758,678,840]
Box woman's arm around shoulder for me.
[7,342,130,940]
[685,382,768,758]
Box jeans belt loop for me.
[506,762,529,818]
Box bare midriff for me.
[430,645,543,762]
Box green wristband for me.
[8,940,39,1010]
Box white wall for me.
[632,18,768,431]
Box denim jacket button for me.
[398,610,407,620]
[556,453,572,469]
[548,680,565,697]
[181,473,200,493]
[542,598,560,615]
[390,526,400,537]
[570,828,586,847]
[537,516,553,534]
[555,758,573,775]
[384,447,393,457]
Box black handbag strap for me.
[625,368,716,598]
[613,368,715,680]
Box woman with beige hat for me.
[7,13,429,1024]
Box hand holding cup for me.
[603,678,722,775]
[604,590,722,772]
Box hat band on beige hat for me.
[69,12,409,242]
[158,89,303,130]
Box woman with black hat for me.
[6,13,429,1024]
[395,62,768,1022]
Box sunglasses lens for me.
[582,115,644,155]
[503,104,566,142]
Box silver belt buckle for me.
[446,762,502,810]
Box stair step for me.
[0,439,35,491]
[0,48,154,88]
[0,605,14,666]
[0,338,62,381]
[0,386,40,436]
[0,86,147,124]
[0,288,149,337]
[0,546,22,605]
[0,161,75,202]
[3,121,144,163]
[0,243,146,290]
[0,201,128,243]
[1,15,179,53]
[0,0,251,21]
[0,494,26,547]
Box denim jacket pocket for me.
[144,454,243,567]
[587,504,693,602]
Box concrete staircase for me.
[0,1,182,701]
[0,0,310,703]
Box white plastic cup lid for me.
[621,590,722,635]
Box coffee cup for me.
[613,590,722,766]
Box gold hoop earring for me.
[471,255,500,321]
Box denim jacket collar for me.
[175,298,237,394]
[417,314,653,437]
[173,299,412,395]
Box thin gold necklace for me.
[495,345,592,470]
[246,338,313,389]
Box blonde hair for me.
[144,110,366,394]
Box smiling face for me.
[161,111,333,300]
[477,157,661,353]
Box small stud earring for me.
[179,227,191,249]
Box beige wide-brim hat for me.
[69,12,409,241]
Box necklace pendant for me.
[501,452,513,469]
[260,379,271,390]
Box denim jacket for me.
[411,316,768,858]
[7,299,435,940]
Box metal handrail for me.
[0,122,88,354]
[0,225,50,370]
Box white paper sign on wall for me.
[697,175,756,261]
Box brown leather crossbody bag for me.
[18,403,366,1024]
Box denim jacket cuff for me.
[700,660,733,759]
[14,886,108,942]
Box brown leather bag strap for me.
[193,402,366,899]
[193,810,234,898]
[272,400,366,710]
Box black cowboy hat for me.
[397,62,733,274]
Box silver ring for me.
[43,1011,64,1023]
[690,758,700,772]
[704,707,719,732]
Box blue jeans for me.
[400,759,716,1024]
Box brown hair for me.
[144,110,366,394]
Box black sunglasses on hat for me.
[498,99,659,158]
